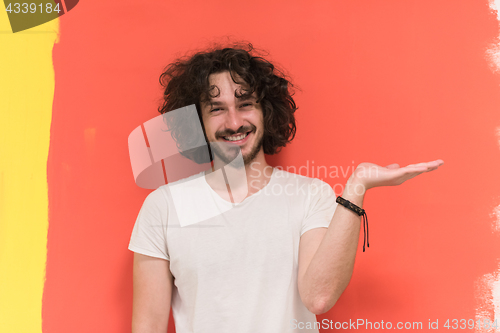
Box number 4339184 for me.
[6,3,61,14]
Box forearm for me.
[300,178,365,314]
[299,159,444,314]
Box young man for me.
[128,44,443,333]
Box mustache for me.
[215,125,255,138]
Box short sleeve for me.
[128,188,170,260]
[301,179,338,236]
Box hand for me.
[349,159,444,192]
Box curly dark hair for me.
[158,43,297,162]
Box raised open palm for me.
[352,159,444,191]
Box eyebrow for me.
[205,95,257,107]
[236,95,257,102]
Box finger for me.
[416,160,444,170]
[405,165,438,179]
[403,162,441,179]
[405,163,429,172]
[385,163,400,169]
[427,164,441,172]
[430,159,444,168]
[422,160,444,172]
[398,159,443,182]
[406,161,441,172]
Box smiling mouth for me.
[221,131,252,142]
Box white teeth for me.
[224,132,248,141]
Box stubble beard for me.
[210,129,264,167]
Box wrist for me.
[342,177,365,206]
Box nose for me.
[223,106,245,133]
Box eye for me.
[240,103,253,108]
[210,108,222,112]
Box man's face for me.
[201,71,264,165]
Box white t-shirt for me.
[128,169,338,333]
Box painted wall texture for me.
[1,0,500,332]
[0,13,58,333]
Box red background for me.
[44,1,500,331]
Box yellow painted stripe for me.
[0,7,59,332]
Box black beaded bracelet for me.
[336,196,369,252]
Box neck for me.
[205,149,273,202]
